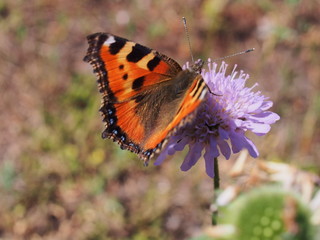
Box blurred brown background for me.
[0,0,319,239]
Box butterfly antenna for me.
[211,48,255,62]
[182,17,195,63]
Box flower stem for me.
[214,157,220,189]
[212,157,220,225]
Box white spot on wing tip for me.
[104,36,116,46]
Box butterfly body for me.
[84,33,207,163]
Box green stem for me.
[214,157,220,189]
[212,157,220,225]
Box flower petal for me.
[244,136,259,158]
[247,111,280,124]
[204,137,220,177]
[154,139,177,165]
[245,122,271,135]
[154,146,170,166]
[180,142,203,171]
[217,139,231,159]
[260,101,273,111]
[229,131,245,153]
[173,137,189,151]
[247,100,263,112]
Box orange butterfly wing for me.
[84,33,207,163]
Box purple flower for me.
[154,60,280,178]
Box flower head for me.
[154,60,280,178]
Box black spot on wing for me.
[127,44,151,63]
[147,56,161,71]
[132,77,144,90]
[122,73,128,80]
[119,64,124,70]
[109,36,126,55]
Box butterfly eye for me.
[190,59,204,73]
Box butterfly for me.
[83,33,208,164]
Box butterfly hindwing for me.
[137,73,208,155]
[84,32,207,162]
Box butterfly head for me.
[189,59,204,73]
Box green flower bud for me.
[219,185,314,240]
